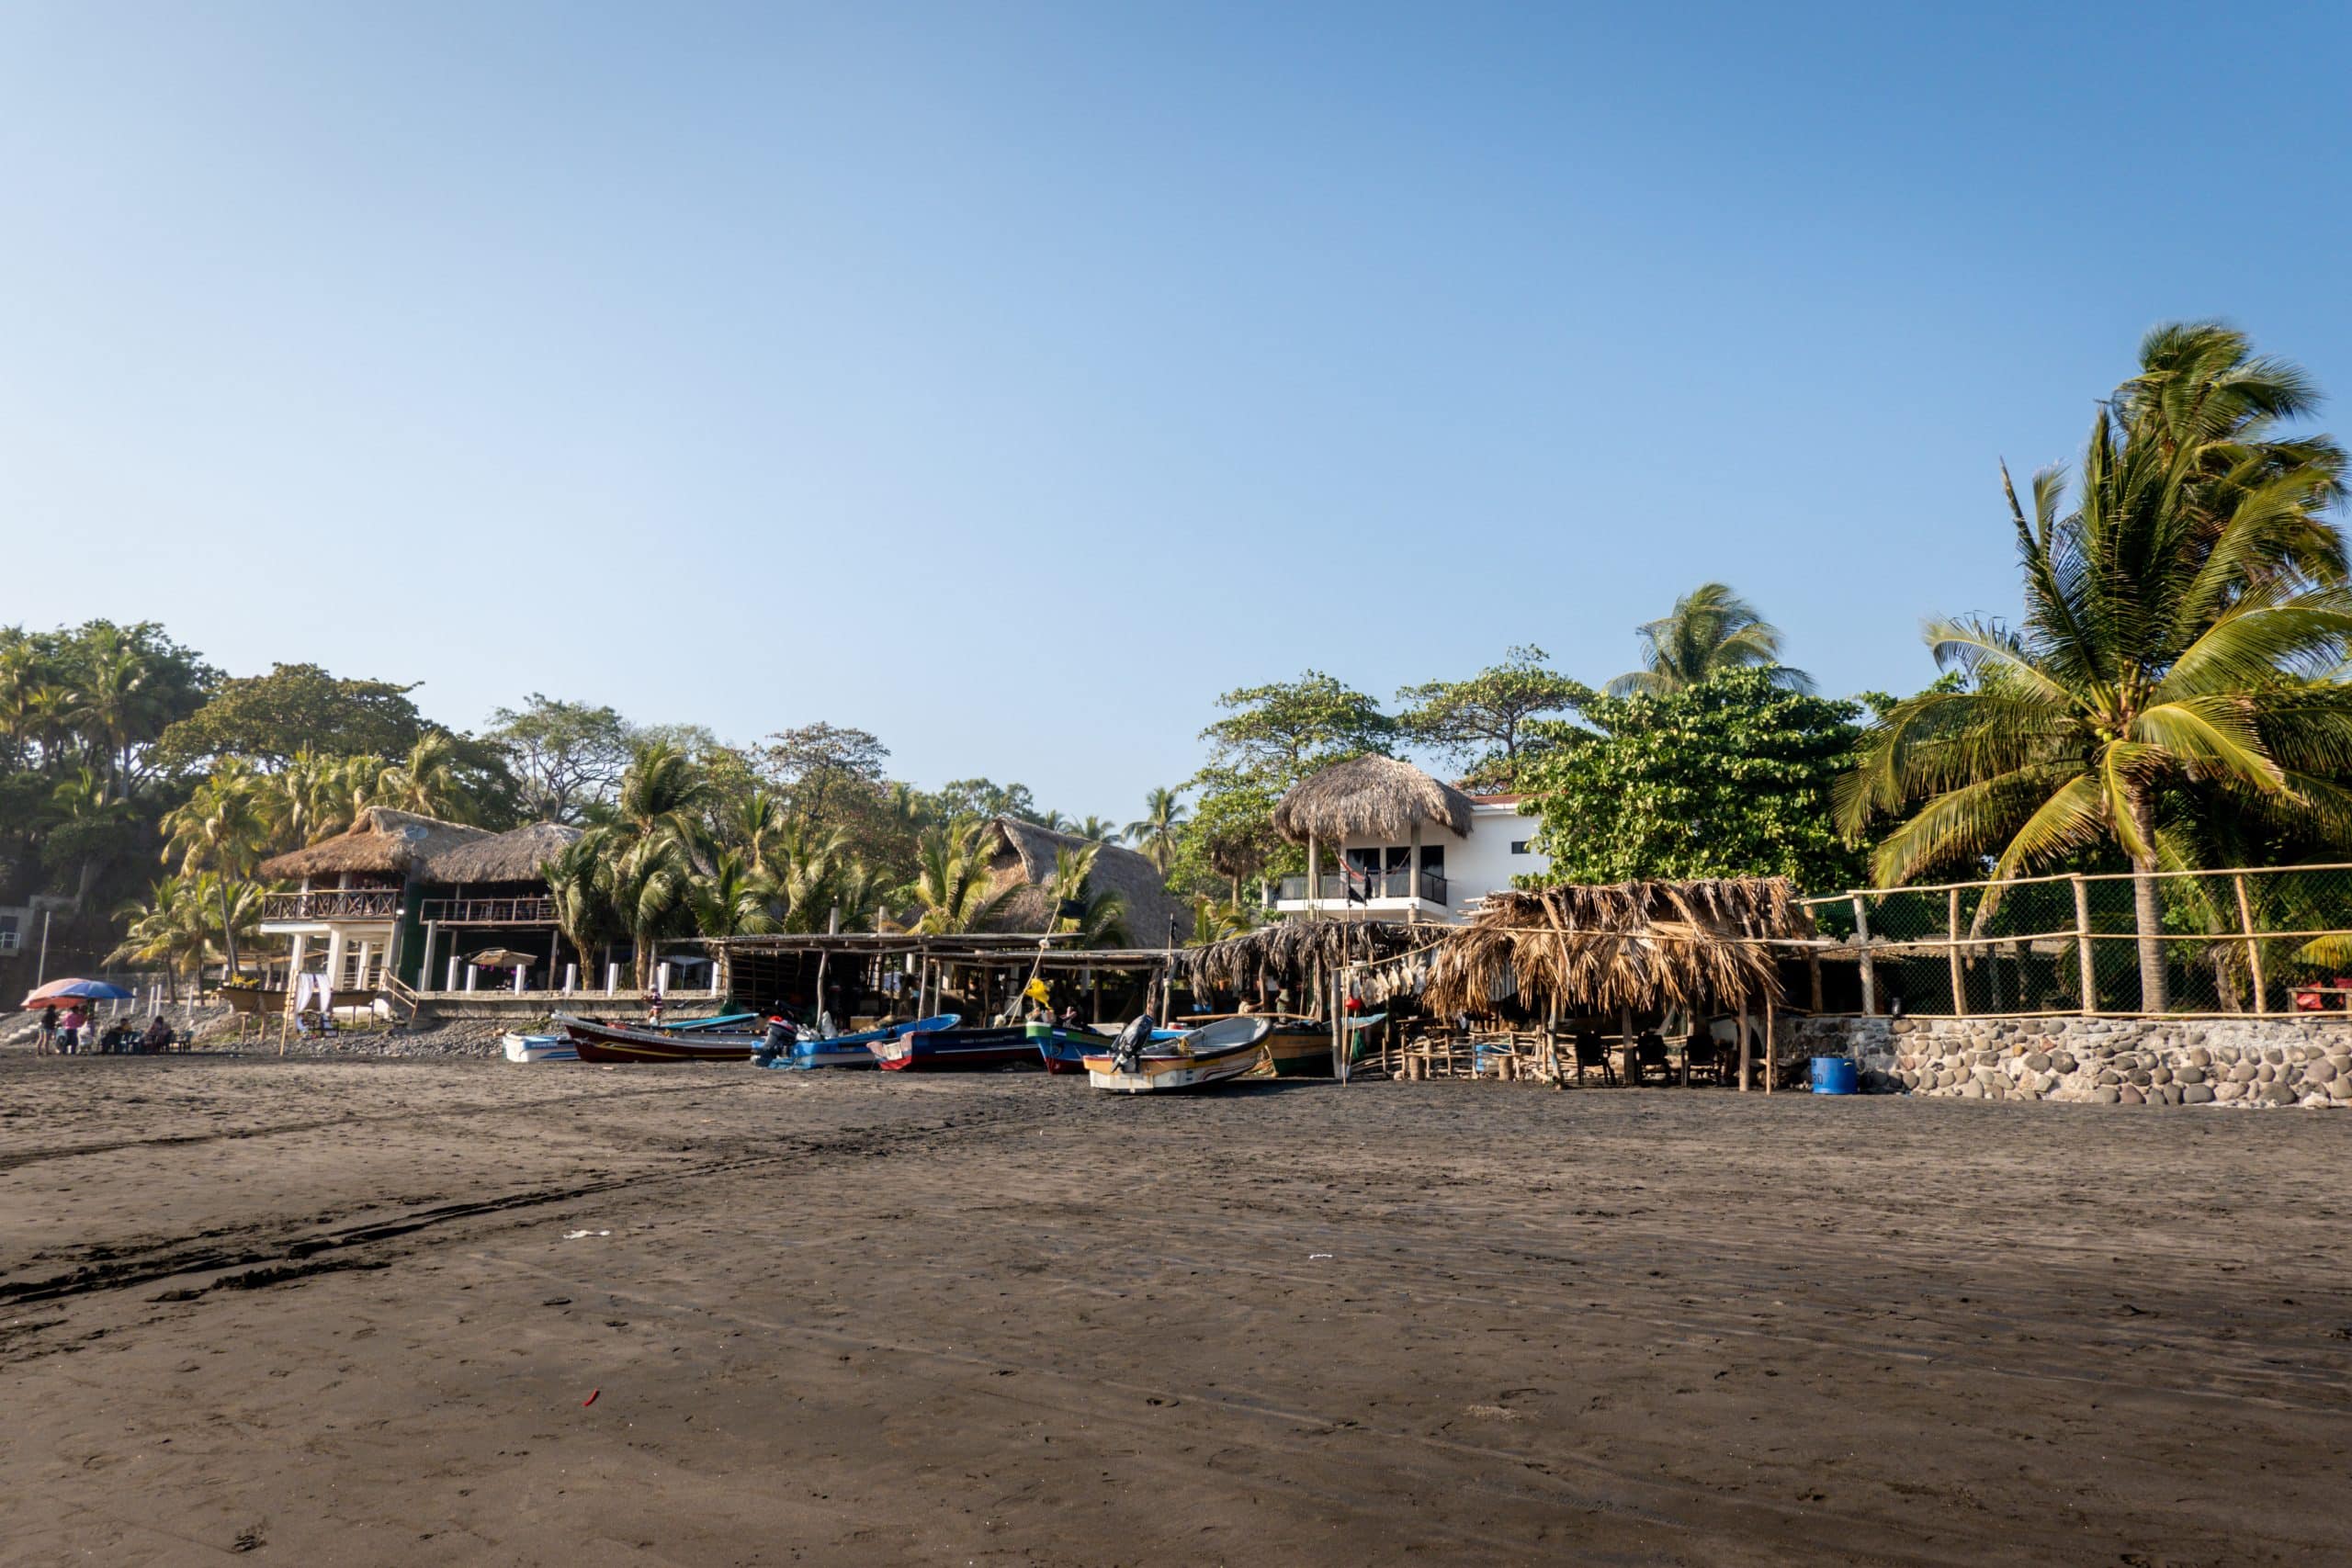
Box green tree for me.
[1839,324,2352,1010]
[908,820,1015,934]
[485,694,634,823]
[1065,815,1122,846]
[1046,841,1129,947]
[580,741,713,986]
[1199,671,1395,776]
[156,662,427,770]
[1521,669,1866,890]
[761,723,890,829]
[1606,583,1811,697]
[160,763,274,980]
[1396,647,1589,786]
[687,848,781,938]
[1124,785,1190,875]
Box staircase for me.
[379,973,423,1022]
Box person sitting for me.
[100,1021,135,1055]
[141,1014,176,1054]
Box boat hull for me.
[1081,1038,1268,1092]
[558,1015,762,1063]
[874,1027,1044,1072]
[1029,1023,1111,1074]
[1258,1028,1335,1077]
[502,1032,578,1064]
[751,1014,960,1071]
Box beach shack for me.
[1267,754,1547,924]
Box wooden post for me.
[2071,875,2095,1016]
[2233,874,2266,1015]
[1851,896,1876,1017]
[1618,1004,1635,1086]
[1763,997,1775,1095]
[1408,821,1422,921]
[1330,971,1343,1077]
[1947,887,1967,1019]
[1306,834,1320,921]
[1736,1003,1751,1092]
[1808,948,1824,1014]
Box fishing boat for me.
[556,1014,764,1063]
[1030,1022,1130,1074]
[872,1025,1045,1073]
[752,1014,960,1071]
[1254,1011,1386,1078]
[501,1031,577,1063]
[1082,1015,1272,1093]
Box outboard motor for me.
[1109,1012,1157,1074]
[753,1010,800,1066]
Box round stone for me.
[2257,1065,2278,1084]
[2230,1064,2258,1083]
[2128,1069,2153,1088]
[2026,1051,2052,1073]
[2331,1077,2352,1101]
[2118,1086,2145,1105]
[2218,1081,2247,1101]
[2266,1046,2288,1065]
[2183,1083,2216,1104]
[2188,1046,2212,1067]
[2051,1051,2077,1075]
[2151,1066,2173,1086]
[2094,1086,2120,1105]
[2177,1066,2205,1086]
[2306,1059,2336,1085]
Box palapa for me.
[423,821,583,885]
[256,807,491,881]
[1270,754,1474,845]
[1169,919,1423,1013]
[1422,879,1813,1019]
[980,817,1189,947]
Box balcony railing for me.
[262,889,401,922]
[418,896,559,926]
[1274,868,1448,908]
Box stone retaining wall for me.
[1781,1014,2352,1109]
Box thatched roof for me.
[1170,919,1423,1009]
[981,817,1191,947]
[258,807,491,881]
[1272,754,1474,845]
[421,821,582,885]
[1423,879,1815,1019]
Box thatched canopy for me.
[258,807,490,881]
[1423,879,1815,1019]
[981,817,1190,946]
[422,821,582,885]
[1169,919,1423,1010]
[1272,754,1474,845]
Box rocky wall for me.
[1780,1013,2352,1108]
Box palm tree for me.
[580,742,712,985]
[379,732,479,821]
[908,820,1014,934]
[47,765,137,905]
[161,764,274,982]
[66,624,154,802]
[1606,583,1811,696]
[1046,842,1129,947]
[543,836,622,986]
[719,787,785,874]
[109,875,215,999]
[1065,814,1122,846]
[1187,893,1255,946]
[1124,786,1189,875]
[687,849,780,937]
[1839,324,2352,1010]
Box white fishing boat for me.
[1082,1015,1272,1094]
[502,1031,578,1063]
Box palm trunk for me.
[216,874,242,985]
[2128,794,2165,1013]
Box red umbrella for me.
[22,977,136,1009]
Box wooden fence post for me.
[2071,875,2095,1016]
[2233,874,2266,1015]
[1851,895,1877,1017]
[1947,887,1967,1020]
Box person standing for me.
[58,1004,85,1055]
[37,1003,58,1055]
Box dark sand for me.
[3,1055,2349,1565]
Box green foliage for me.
[908,819,1015,934]
[1124,785,1189,875]
[1198,671,1394,775]
[1520,669,1866,890]
[485,694,634,823]
[1606,583,1811,698]
[1840,322,2352,1010]
[1396,647,1587,786]
[155,661,427,770]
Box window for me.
[1510,840,1532,855]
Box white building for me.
[1264,754,1548,925]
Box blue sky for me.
[6,2,2350,821]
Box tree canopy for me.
[156,662,429,770]
[1396,646,1588,788]
[485,694,634,824]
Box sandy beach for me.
[3,1055,2349,1565]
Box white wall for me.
[1329,800,1546,912]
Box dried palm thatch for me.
[422,821,583,885]
[257,807,490,881]
[1424,879,1814,1019]
[981,817,1190,946]
[1271,754,1473,845]
[1170,919,1423,1010]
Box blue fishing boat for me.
[751,1014,959,1070]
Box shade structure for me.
[22,977,136,1008]
[466,948,539,968]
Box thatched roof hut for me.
[1423,879,1814,1020]
[980,817,1190,947]
[1169,919,1425,1012]
[1272,754,1474,845]
[257,807,490,882]
[422,821,583,885]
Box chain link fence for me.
[1791,864,2352,1018]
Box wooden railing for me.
[417,897,558,925]
[261,889,401,921]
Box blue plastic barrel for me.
[1809,1056,1859,1095]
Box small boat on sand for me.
[1254,1012,1386,1078]
[556,1014,763,1063]
[1083,1015,1272,1093]
[872,1026,1045,1072]
[1031,1022,1123,1074]
[752,1015,960,1070]
[502,1032,577,1063]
